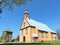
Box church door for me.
[23,36,25,42]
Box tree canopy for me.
[0,0,30,13]
[56,29,60,39]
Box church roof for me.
[27,18,56,33]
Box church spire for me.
[24,8,29,15]
[24,8,29,19]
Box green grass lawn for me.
[49,41,60,45]
[0,43,50,45]
[0,41,60,45]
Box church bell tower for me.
[24,9,30,19]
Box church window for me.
[26,28,28,34]
[41,32,44,38]
[24,22,25,27]
[46,32,48,38]
[22,30,23,35]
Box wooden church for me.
[20,9,58,43]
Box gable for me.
[20,18,30,29]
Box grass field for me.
[0,41,60,45]
[0,43,50,45]
[49,41,60,45]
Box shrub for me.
[41,40,44,43]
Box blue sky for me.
[0,0,60,38]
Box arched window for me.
[24,22,25,27]
[21,30,23,35]
[26,28,28,34]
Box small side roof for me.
[27,18,56,33]
[4,29,12,32]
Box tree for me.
[11,39,15,42]
[56,29,60,39]
[0,0,31,13]
[16,35,19,41]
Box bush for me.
[41,40,44,43]
[11,39,15,42]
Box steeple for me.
[24,9,29,19]
[24,8,29,15]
